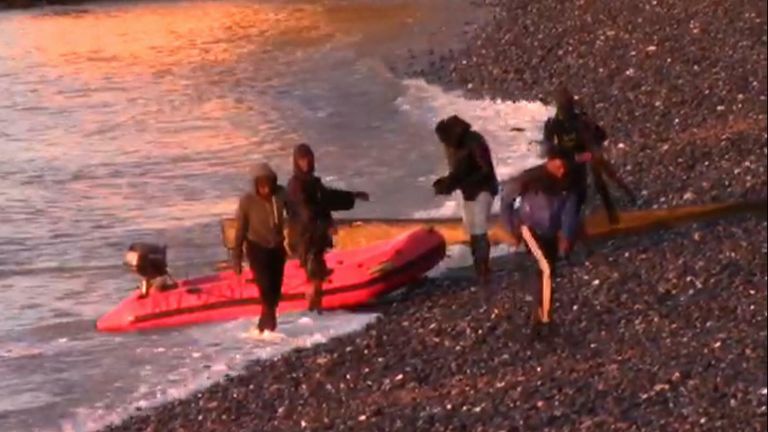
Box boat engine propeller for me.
[124,243,174,297]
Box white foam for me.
[62,311,378,432]
[397,78,551,218]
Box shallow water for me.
[0,1,550,430]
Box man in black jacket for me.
[542,85,637,255]
[433,115,499,286]
[287,143,370,313]
[232,162,289,333]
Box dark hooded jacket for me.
[542,87,631,228]
[286,144,357,254]
[543,109,607,158]
[542,88,607,194]
[435,115,499,201]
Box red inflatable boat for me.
[97,227,445,332]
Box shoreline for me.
[99,0,767,430]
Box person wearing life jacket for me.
[286,143,370,313]
[501,150,578,337]
[542,85,637,256]
[432,115,499,287]
[232,162,289,333]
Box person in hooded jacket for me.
[542,84,637,256]
[286,143,370,313]
[501,150,577,337]
[432,115,499,286]
[232,162,289,333]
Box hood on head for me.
[250,161,276,180]
[249,161,278,195]
[293,143,315,174]
[435,115,472,147]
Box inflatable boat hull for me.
[97,228,445,332]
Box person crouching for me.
[501,153,575,337]
[432,115,499,286]
[232,162,288,333]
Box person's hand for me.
[232,261,242,276]
[432,177,451,195]
[354,191,370,202]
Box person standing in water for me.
[432,115,499,286]
[232,162,289,333]
[287,143,370,313]
[542,84,637,257]
[501,151,577,337]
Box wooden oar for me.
[333,199,767,250]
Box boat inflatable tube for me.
[97,227,446,332]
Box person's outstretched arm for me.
[320,180,368,212]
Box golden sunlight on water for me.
[2,3,337,78]
[1,1,427,80]
[0,0,437,166]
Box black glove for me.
[432,177,451,195]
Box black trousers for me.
[246,242,286,310]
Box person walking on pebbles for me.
[286,143,370,314]
[232,162,290,333]
[542,84,637,258]
[432,115,499,287]
[500,150,579,338]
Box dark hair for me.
[434,115,471,147]
[293,143,315,174]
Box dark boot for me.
[257,310,268,333]
[264,306,278,332]
[470,234,492,287]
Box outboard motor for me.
[124,243,170,297]
[217,217,239,270]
